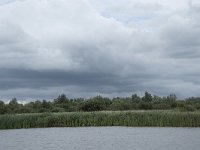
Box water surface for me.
[0,127,199,150]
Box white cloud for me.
[0,0,137,72]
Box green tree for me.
[167,94,177,108]
[54,94,69,104]
[131,94,141,103]
[8,98,21,113]
[80,96,111,111]
[0,100,6,114]
[142,92,153,102]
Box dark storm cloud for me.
[0,68,158,96]
[0,69,121,89]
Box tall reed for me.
[0,111,199,129]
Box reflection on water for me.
[0,127,200,150]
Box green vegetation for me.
[0,92,200,114]
[0,111,200,129]
[0,92,200,129]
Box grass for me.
[0,111,200,129]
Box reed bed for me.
[0,111,199,129]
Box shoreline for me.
[0,111,200,130]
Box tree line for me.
[0,92,200,114]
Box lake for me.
[0,127,199,150]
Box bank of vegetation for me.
[0,111,199,129]
[0,92,200,114]
[0,92,200,129]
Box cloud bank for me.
[0,0,200,100]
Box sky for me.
[0,0,200,101]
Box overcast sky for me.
[0,0,200,101]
